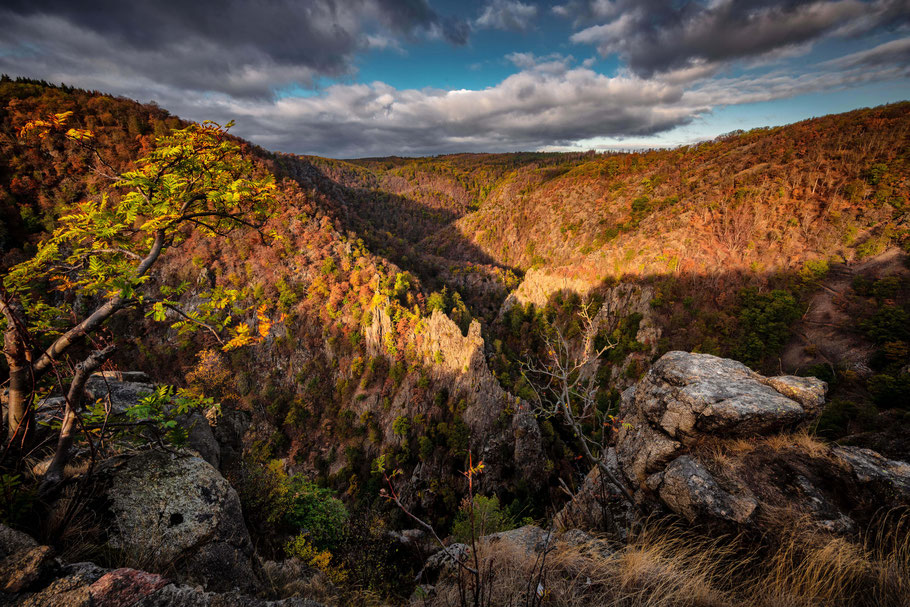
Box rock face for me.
[657,456,757,525]
[0,525,56,595]
[499,268,596,314]
[91,450,260,593]
[617,352,826,486]
[85,372,157,414]
[364,306,547,492]
[832,446,910,501]
[629,352,825,447]
[554,449,637,538]
[41,372,229,471]
[559,351,910,535]
[85,373,224,469]
[415,310,513,435]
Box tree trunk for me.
[41,346,116,490]
[3,320,32,446]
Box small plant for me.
[0,473,36,527]
[381,453,511,607]
[392,415,411,439]
[451,495,518,544]
[285,534,349,586]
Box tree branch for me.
[41,345,117,492]
[33,230,165,376]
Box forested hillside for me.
[290,103,910,452]
[2,78,909,604]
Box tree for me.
[1,115,275,487]
[519,300,638,510]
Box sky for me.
[1,0,909,158]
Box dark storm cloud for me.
[0,0,470,97]
[562,0,910,77]
[0,0,907,157]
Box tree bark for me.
[41,345,116,490]
[1,298,32,446]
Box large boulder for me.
[616,352,827,493]
[656,456,757,525]
[180,411,221,469]
[13,562,107,607]
[84,373,223,468]
[0,526,323,606]
[627,351,825,446]
[211,409,251,472]
[483,526,551,554]
[561,351,910,535]
[89,450,260,593]
[0,523,38,559]
[84,372,157,414]
[832,446,910,502]
[0,524,58,595]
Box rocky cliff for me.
[558,351,910,536]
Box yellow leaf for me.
[66,128,95,141]
[258,320,271,338]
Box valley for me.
[1,78,909,606]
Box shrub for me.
[418,435,434,461]
[871,276,901,301]
[799,259,829,285]
[868,373,910,410]
[426,289,447,313]
[735,288,801,368]
[862,306,910,344]
[285,479,348,549]
[285,534,348,586]
[392,415,411,438]
[389,360,407,386]
[450,495,517,544]
[445,417,470,456]
[234,460,348,551]
[816,399,878,437]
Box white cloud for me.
[822,36,910,68]
[476,0,538,32]
[1,0,907,158]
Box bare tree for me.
[519,301,637,509]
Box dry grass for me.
[759,512,910,607]
[696,430,832,463]
[759,431,832,459]
[422,516,910,607]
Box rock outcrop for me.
[657,456,757,525]
[0,525,56,595]
[499,268,596,314]
[365,305,547,492]
[36,372,233,472]
[85,450,261,593]
[559,351,910,535]
[84,371,157,414]
[616,351,826,487]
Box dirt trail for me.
[781,247,907,374]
